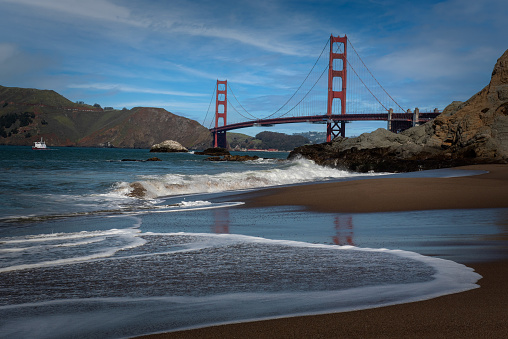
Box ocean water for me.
[0,146,495,338]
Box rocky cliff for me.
[289,49,508,172]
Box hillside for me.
[78,107,211,149]
[0,85,87,108]
[0,86,212,149]
[227,131,309,151]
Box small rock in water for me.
[128,182,147,198]
[150,140,188,153]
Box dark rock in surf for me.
[205,154,260,162]
[195,147,230,156]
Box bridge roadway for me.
[210,112,440,133]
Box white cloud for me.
[68,83,206,97]
[182,26,312,57]
[0,43,53,82]
[0,43,18,63]
[0,0,137,25]
[0,0,322,58]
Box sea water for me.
[0,146,494,338]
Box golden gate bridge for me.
[203,35,441,148]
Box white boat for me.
[32,138,47,150]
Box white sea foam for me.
[151,201,244,212]
[117,158,382,199]
[178,200,212,207]
[0,228,145,273]
[0,232,481,339]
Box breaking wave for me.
[115,158,381,199]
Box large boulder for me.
[290,49,508,172]
[150,140,188,153]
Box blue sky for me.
[1,0,507,137]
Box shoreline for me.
[137,261,508,339]
[136,164,508,338]
[243,164,508,213]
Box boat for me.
[32,137,47,150]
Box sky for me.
[1,0,507,137]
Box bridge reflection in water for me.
[204,205,508,263]
[332,215,355,246]
[213,209,230,234]
[211,207,355,247]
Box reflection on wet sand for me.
[213,209,230,234]
[332,215,354,246]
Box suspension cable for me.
[273,62,329,118]
[263,37,330,119]
[346,58,387,111]
[202,85,216,128]
[273,36,345,118]
[227,84,259,120]
[348,39,406,112]
[227,98,259,121]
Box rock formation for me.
[289,49,508,172]
[195,147,260,161]
[205,154,260,162]
[149,140,188,153]
[194,147,230,156]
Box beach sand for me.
[136,164,508,339]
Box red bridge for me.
[204,35,441,148]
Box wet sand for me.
[246,164,508,213]
[137,164,508,339]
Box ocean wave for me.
[117,158,381,199]
[0,228,145,273]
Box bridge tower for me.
[326,34,347,142]
[213,80,228,148]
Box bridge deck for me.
[211,113,440,133]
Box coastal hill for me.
[290,49,508,172]
[0,85,211,149]
[76,107,211,149]
[228,131,309,151]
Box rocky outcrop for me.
[195,147,230,156]
[150,140,188,152]
[289,49,508,172]
[205,154,260,162]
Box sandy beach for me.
[137,164,508,339]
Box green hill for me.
[0,85,86,108]
[227,131,310,151]
[0,85,211,149]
